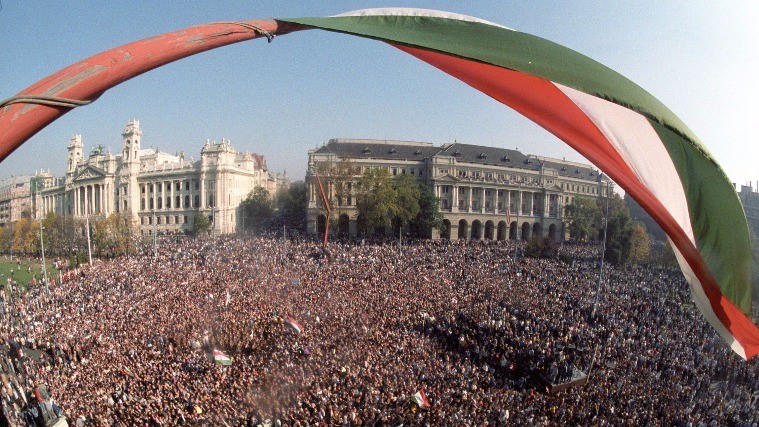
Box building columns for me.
[528,191,534,216]
[452,185,459,212]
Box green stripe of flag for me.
[281,15,697,147]
[650,119,752,313]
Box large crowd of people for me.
[0,236,757,426]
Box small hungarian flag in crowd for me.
[286,317,303,334]
[213,349,232,365]
[412,389,430,409]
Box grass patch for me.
[0,255,56,292]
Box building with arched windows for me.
[306,138,612,241]
[32,120,286,235]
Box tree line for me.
[0,211,135,265]
[238,160,443,239]
[565,193,651,265]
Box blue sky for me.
[1,1,757,188]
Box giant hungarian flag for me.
[2,7,757,359]
[278,9,759,359]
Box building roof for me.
[314,139,602,182]
[537,157,602,180]
[440,143,536,171]
[314,138,441,161]
[0,175,33,190]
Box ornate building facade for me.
[307,138,612,241]
[32,120,286,235]
[0,176,33,227]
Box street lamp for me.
[591,175,612,318]
[514,182,522,261]
[152,208,157,258]
[85,216,93,265]
[212,206,217,239]
[39,220,49,294]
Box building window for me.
[157,198,163,209]
[194,195,200,207]
[185,181,190,191]
[208,195,214,208]
[141,199,145,210]
[184,215,188,224]
[185,195,190,208]
[157,216,162,225]
[175,196,180,208]
[149,184,153,193]
[148,199,154,210]
[194,180,199,190]
[166,197,171,209]
[141,185,145,194]
[175,182,181,191]
[175,215,180,224]
[148,216,152,225]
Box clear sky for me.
[1,1,757,188]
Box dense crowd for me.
[0,236,757,426]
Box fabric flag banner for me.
[278,7,759,360]
[213,349,232,366]
[412,389,430,409]
[286,317,303,334]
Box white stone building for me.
[307,138,612,241]
[33,120,287,235]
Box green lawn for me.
[0,255,56,291]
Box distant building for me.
[31,120,287,235]
[307,138,611,240]
[0,176,33,227]
[738,184,759,238]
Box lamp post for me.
[515,182,522,260]
[591,176,612,319]
[39,220,49,294]
[152,208,157,258]
[212,206,218,239]
[85,216,93,266]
